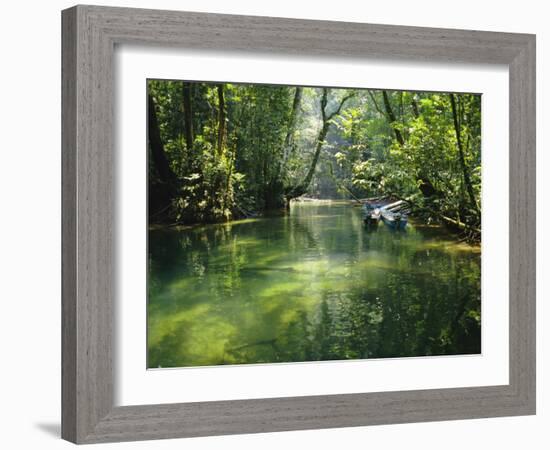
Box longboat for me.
[380,208,408,230]
[362,203,381,226]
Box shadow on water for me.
[148,201,481,368]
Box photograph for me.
[146,80,482,369]
[1,0,542,446]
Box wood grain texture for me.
[508,37,536,408]
[61,4,536,444]
[61,7,77,443]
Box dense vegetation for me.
[148,80,481,238]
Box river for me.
[148,201,481,368]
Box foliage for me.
[335,90,481,232]
[148,80,481,235]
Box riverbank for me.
[150,198,481,245]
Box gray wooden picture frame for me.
[61,4,536,444]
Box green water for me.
[148,201,481,368]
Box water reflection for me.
[148,202,481,368]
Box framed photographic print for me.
[62,5,536,444]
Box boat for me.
[362,203,381,226]
[380,208,408,230]
[363,198,409,230]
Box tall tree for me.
[182,82,194,152]
[382,90,404,146]
[411,95,420,118]
[148,94,176,184]
[287,88,353,200]
[217,84,226,157]
[377,90,437,198]
[450,93,479,217]
[148,93,177,221]
[278,86,303,177]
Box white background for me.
[0,0,546,449]
[116,47,509,405]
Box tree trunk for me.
[286,89,353,200]
[148,94,175,184]
[296,122,330,196]
[411,96,420,118]
[216,84,226,157]
[378,91,436,198]
[182,82,194,152]
[148,93,176,221]
[280,86,303,173]
[382,90,405,146]
[450,93,479,215]
[367,90,386,116]
[265,87,304,210]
